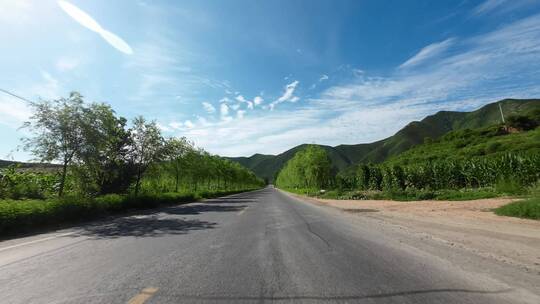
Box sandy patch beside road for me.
[291,194,540,274]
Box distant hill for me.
[0,159,60,171]
[228,99,540,181]
[387,124,540,166]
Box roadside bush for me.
[495,197,540,220]
[0,166,57,200]
[0,188,256,236]
[495,179,526,195]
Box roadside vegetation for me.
[494,196,540,220]
[275,111,540,219]
[0,92,263,235]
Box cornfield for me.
[356,153,540,191]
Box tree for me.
[275,145,334,190]
[129,116,164,195]
[77,103,133,194]
[163,137,193,192]
[22,92,86,196]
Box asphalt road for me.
[0,187,537,303]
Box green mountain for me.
[387,124,540,166]
[0,159,60,170]
[229,99,540,181]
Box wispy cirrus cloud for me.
[473,0,537,16]
[269,80,300,110]
[202,102,216,114]
[399,38,455,69]
[57,0,133,55]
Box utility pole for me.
[498,102,505,124]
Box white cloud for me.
[270,80,300,109]
[197,116,209,126]
[237,110,246,119]
[157,123,172,132]
[169,121,183,130]
[57,0,133,55]
[399,38,455,69]
[0,95,32,128]
[202,101,216,114]
[247,101,254,110]
[235,95,247,103]
[220,103,229,117]
[473,0,536,16]
[319,74,329,82]
[253,96,264,105]
[277,80,299,102]
[184,120,194,129]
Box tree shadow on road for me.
[204,197,258,204]
[73,216,217,239]
[162,204,247,215]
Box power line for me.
[0,88,34,104]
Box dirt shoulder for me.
[289,193,540,274]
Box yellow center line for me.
[127,287,159,304]
[238,207,248,215]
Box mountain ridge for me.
[228,98,540,181]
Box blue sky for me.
[1,0,540,160]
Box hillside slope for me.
[229,99,540,181]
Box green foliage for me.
[355,153,539,193]
[495,197,540,220]
[494,179,526,195]
[275,145,334,191]
[0,189,257,235]
[77,103,134,195]
[13,92,263,200]
[130,116,166,195]
[506,115,538,131]
[0,166,57,199]
[22,92,88,196]
[141,150,263,195]
[390,125,540,166]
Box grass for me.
[388,126,540,166]
[357,189,500,201]
[0,188,260,236]
[494,197,540,220]
[283,187,502,201]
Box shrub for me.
[495,197,540,220]
[506,115,538,131]
[0,188,255,235]
[495,179,526,195]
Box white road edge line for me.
[0,232,77,252]
[238,207,248,215]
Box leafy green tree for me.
[163,137,193,192]
[275,145,334,190]
[129,116,165,195]
[22,92,86,196]
[78,103,133,194]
